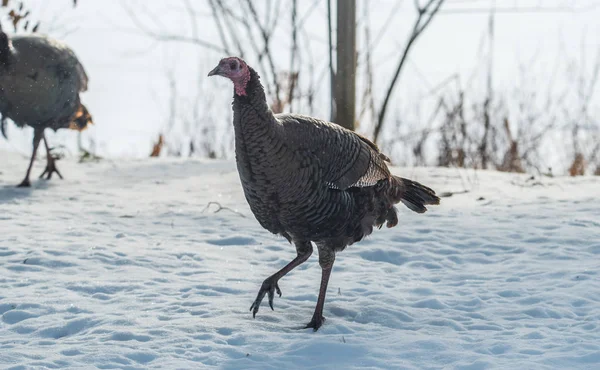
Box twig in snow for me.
[201,201,246,218]
[438,190,470,198]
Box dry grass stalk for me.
[569,153,585,176]
[150,134,164,157]
[498,118,524,173]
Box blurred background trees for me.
[1,0,598,176]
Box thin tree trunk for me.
[335,0,356,131]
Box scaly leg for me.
[250,240,313,318]
[39,133,63,180]
[305,243,336,331]
[17,128,44,187]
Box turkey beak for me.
[207,65,221,77]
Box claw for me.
[305,316,326,332]
[16,179,31,188]
[39,157,63,180]
[268,289,274,311]
[249,289,266,318]
[250,278,282,318]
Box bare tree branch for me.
[207,0,231,55]
[214,0,246,58]
[244,0,281,107]
[373,0,445,144]
[121,1,227,54]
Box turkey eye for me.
[229,62,236,69]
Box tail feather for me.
[390,176,440,214]
[68,103,93,131]
[0,22,10,67]
[1,116,7,139]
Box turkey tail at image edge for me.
[390,176,441,214]
[0,22,10,66]
[68,103,93,131]
[0,23,8,138]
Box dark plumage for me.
[209,57,440,331]
[0,24,92,187]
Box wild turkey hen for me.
[0,23,92,187]
[209,57,440,331]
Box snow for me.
[1,150,599,369]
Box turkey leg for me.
[305,244,336,331]
[39,133,63,180]
[250,240,313,318]
[17,128,44,187]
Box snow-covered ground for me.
[1,150,599,369]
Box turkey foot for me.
[249,277,282,318]
[39,156,63,180]
[304,314,326,331]
[16,178,31,188]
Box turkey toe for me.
[16,179,31,188]
[249,278,282,317]
[305,315,326,332]
[39,160,63,180]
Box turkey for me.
[208,57,440,331]
[0,23,93,187]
